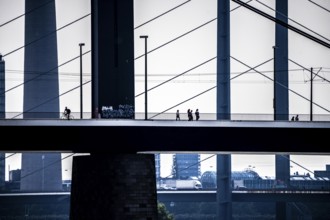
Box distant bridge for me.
[0,190,329,204]
[157,190,330,203]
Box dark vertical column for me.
[274,0,288,121]
[217,0,230,120]
[274,1,290,219]
[70,154,158,219]
[0,54,5,118]
[217,0,232,219]
[0,153,4,190]
[21,0,62,192]
[23,0,59,118]
[0,55,5,190]
[91,0,135,118]
[217,154,232,220]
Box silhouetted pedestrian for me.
[291,116,294,121]
[176,110,180,121]
[187,109,193,121]
[195,109,200,121]
[295,114,299,121]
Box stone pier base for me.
[70,154,158,220]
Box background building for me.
[172,154,201,179]
[155,153,160,179]
[314,165,330,178]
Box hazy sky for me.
[1,0,330,181]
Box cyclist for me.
[64,107,72,120]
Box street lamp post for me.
[273,46,277,121]
[79,43,85,119]
[310,67,313,121]
[140,36,148,120]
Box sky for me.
[1,0,330,181]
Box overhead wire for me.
[231,56,330,113]
[135,57,216,98]
[289,59,330,84]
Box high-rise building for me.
[154,154,160,179]
[173,154,201,179]
[21,0,62,192]
[0,54,5,190]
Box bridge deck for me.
[0,119,329,153]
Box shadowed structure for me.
[21,0,62,192]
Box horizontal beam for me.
[157,190,330,203]
[0,120,329,153]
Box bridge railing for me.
[2,112,330,122]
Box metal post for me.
[140,36,148,120]
[273,46,277,120]
[42,154,44,191]
[310,67,313,121]
[79,43,85,119]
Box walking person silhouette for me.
[195,109,200,121]
[176,110,180,121]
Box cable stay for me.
[1,50,91,97]
[2,13,91,58]
[11,80,91,119]
[255,0,330,43]
[0,153,17,162]
[280,154,329,182]
[134,0,191,29]
[19,153,76,181]
[231,56,330,113]
[232,0,330,49]
[148,57,273,119]
[135,18,217,60]
[0,0,55,28]
[135,57,216,98]
[308,0,330,14]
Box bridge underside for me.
[0,120,329,153]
